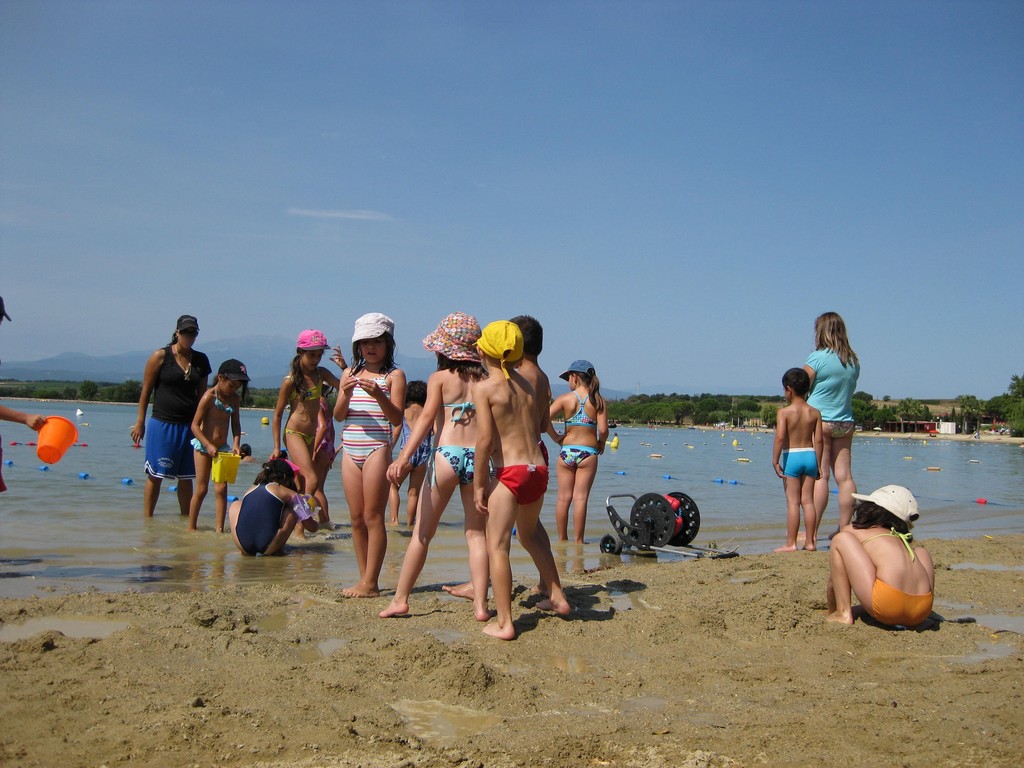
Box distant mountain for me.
[2,335,440,390]
[2,338,721,398]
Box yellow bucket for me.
[211,453,240,484]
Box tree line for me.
[4,373,1023,436]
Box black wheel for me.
[599,534,623,555]
[666,491,700,547]
[629,493,678,548]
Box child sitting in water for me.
[772,367,823,551]
[228,459,319,555]
[826,485,935,627]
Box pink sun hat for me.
[297,329,328,350]
[422,312,482,362]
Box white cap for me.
[851,485,920,527]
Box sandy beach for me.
[1,534,1021,767]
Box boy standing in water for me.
[474,320,570,640]
[772,367,823,551]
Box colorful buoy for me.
[976,498,988,505]
[78,472,89,479]
[121,477,133,485]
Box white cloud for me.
[286,208,393,221]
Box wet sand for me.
[1,534,1022,767]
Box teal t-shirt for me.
[805,349,859,422]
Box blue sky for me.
[2,1,1021,399]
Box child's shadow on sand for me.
[512,580,644,635]
[858,609,970,633]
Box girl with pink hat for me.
[271,330,346,523]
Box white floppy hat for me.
[352,312,394,342]
[851,485,920,527]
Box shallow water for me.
[2,400,1022,597]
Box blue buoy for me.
[169,485,177,492]
[615,471,626,475]
[728,479,738,485]
[37,465,49,472]
[713,477,724,483]
[78,472,89,479]
[227,495,238,502]
[831,487,838,494]
[2,459,12,466]
[121,477,133,485]
[662,474,673,479]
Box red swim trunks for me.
[496,464,549,505]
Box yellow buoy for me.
[261,417,270,425]
[736,457,750,463]
[926,466,941,471]
[649,453,663,459]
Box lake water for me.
[2,399,1022,597]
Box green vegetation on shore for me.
[4,373,1023,436]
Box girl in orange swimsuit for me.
[826,485,935,627]
[271,330,344,509]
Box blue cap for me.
[559,359,595,381]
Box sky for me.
[1,1,1021,399]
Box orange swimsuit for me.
[864,529,933,626]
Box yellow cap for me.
[477,321,524,379]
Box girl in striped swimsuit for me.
[334,313,406,598]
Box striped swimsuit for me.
[342,371,393,467]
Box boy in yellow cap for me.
[474,321,571,640]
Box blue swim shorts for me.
[145,419,196,479]
[781,448,819,479]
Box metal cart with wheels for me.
[599,491,738,559]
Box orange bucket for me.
[36,416,79,464]
[211,453,240,484]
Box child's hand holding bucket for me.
[36,416,79,464]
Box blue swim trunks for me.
[144,418,196,480]
[781,448,819,479]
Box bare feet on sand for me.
[825,610,854,625]
[441,582,474,600]
[379,598,408,617]
[342,583,380,598]
[536,596,572,615]
[773,544,798,552]
[482,621,516,641]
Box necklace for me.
[173,345,193,381]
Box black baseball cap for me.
[218,359,250,382]
[176,314,200,332]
